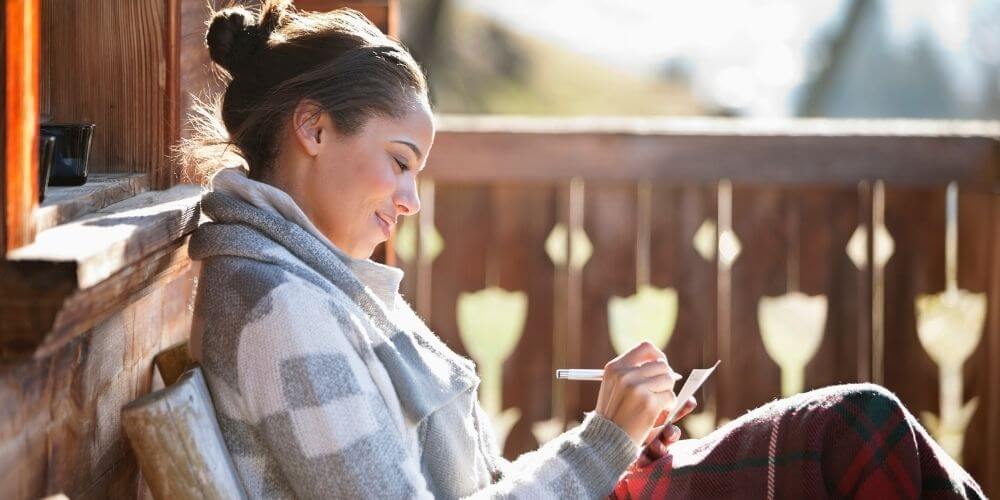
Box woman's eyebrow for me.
[392,140,423,161]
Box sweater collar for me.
[209,167,403,309]
[191,190,479,424]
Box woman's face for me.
[288,98,435,259]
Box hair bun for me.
[206,0,290,76]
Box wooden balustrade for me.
[399,116,1000,494]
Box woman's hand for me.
[594,342,680,447]
[634,397,697,467]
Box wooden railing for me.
[397,116,1000,494]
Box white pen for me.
[556,361,721,427]
[555,368,683,382]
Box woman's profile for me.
[183,2,984,498]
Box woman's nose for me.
[395,183,421,216]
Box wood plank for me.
[0,185,201,359]
[0,265,197,499]
[427,118,1000,188]
[178,0,224,179]
[881,186,944,446]
[798,188,862,390]
[8,184,201,288]
[33,173,150,234]
[952,190,994,488]
[3,0,40,254]
[647,184,716,377]
[427,184,491,356]
[725,186,784,416]
[41,0,174,187]
[987,193,1000,497]
[649,184,717,419]
[0,239,194,361]
[489,184,557,457]
[1,1,4,254]
[164,0,182,189]
[856,182,873,381]
[576,182,637,420]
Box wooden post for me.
[2,0,40,255]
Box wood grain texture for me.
[428,118,1000,188]
[40,0,174,188]
[1,1,4,254]
[952,190,994,485]
[649,185,717,403]
[577,182,637,419]
[427,184,491,355]
[0,263,198,499]
[881,187,945,438]
[878,186,994,479]
[489,184,557,457]
[3,0,40,254]
[33,173,151,234]
[1,186,201,359]
[178,0,224,158]
[797,188,861,392]
[987,194,1000,496]
[9,184,201,288]
[725,187,785,415]
[122,368,245,500]
[0,239,195,361]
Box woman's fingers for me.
[636,358,682,381]
[637,425,682,468]
[615,341,666,367]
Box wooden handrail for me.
[428,116,1000,188]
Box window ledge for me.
[1,184,203,360]
[35,173,151,234]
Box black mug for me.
[41,123,94,186]
[38,134,56,202]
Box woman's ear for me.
[292,99,325,157]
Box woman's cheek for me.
[367,164,398,197]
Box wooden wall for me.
[40,0,179,189]
[0,257,198,499]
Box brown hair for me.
[181,0,428,180]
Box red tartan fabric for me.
[611,384,984,499]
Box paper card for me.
[665,360,721,425]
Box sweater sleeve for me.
[466,397,640,499]
[236,279,637,499]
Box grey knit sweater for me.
[188,173,639,499]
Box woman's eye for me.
[393,157,410,172]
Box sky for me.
[459,0,1000,117]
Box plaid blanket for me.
[611,384,985,499]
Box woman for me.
[185,2,983,498]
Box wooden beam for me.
[428,117,1000,189]
[988,193,1000,496]
[163,0,182,189]
[3,0,40,254]
[0,185,201,360]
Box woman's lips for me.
[375,212,393,238]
